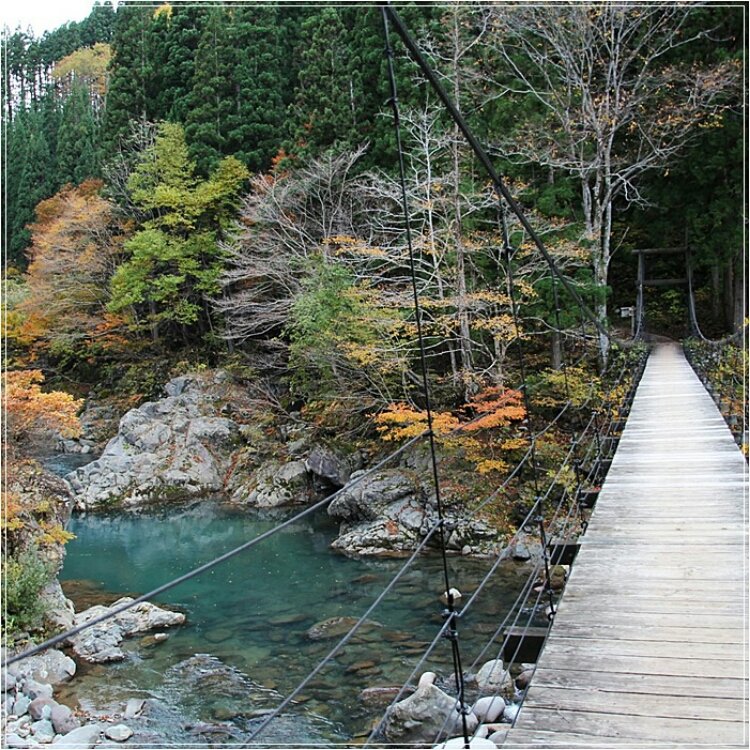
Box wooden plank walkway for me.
[503,343,748,749]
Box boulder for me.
[475,660,513,696]
[66,372,246,509]
[2,672,17,692]
[9,650,75,687]
[21,681,53,701]
[28,697,57,721]
[488,727,510,746]
[51,723,103,748]
[515,669,534,690]
[383,674,477,744]
[30,718,55,743]
[50,704,80,735]
[240,460,312,508]
[13,696,31,717]
[5,733,31,749]
[502,703,520,723]
[306,447,351,487]
[358,686,413,708]
[472,696,506,723]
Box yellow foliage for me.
[375,404,460,441]
[4,370,82,445]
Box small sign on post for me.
[619,306,635,336]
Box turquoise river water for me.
[58,498,535,746]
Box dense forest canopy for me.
[2,2,745,397]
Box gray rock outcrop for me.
[69,598,185,663]
[328,468,501,557]
[66,373,244,509]
[234,460,313,508]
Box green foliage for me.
[2,547,53,637]
[109,122,248,340]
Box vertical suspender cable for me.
[381,9,469,747]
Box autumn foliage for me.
[4,370,82,447]
[19,180,130,358]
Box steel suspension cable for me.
[381,9,469,745]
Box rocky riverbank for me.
[64,370,515,558]
[2,596,185,748]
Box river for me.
[53,462,536,745]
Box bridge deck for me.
[503,343,748,749]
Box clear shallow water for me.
[59,501,534,746]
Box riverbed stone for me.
[31,718,55,743]
[28,697,56,721]
[5,733,31,748]
[2,671,17,692]
[69,598,185,663]
[51,723,103,748]
[472,696,506,723]
[21,681,53,701]
[305,616,381,641]
[10,650,75,687]
[515,668,534,690]
[476,660,513,695]
[502,703,520,723]
[382,677,476,744]
[105,724,134,742]
[124,699,145,720]
[50,704,80,735]
[13,696,31,717]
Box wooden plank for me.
[550,622,747,644]
[504,728,675,747]
[538,645,747,680]
[510,708,747,745]
[523,686,747,722]
[541,636,743,662]
[546,611,746,630]
[530,668,747,700]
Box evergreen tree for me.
[9,109,54,264]
[291,7,360,156]
[56,83,99,185]
[224,5,285,172]
[158,5,205,123]
[184,7,233,174]
[103,4,155,148]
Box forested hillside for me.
[4,4,743,364]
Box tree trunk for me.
[551,330,563,371]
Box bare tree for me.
[488,4,739,357]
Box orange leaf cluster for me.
[463,387,526,431]
[375,403,460,441]
[4,370,82,446]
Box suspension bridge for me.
[5,6,747,750]
[502,343,748,748]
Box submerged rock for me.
[305,616,382,641]
[105,724,134,742]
